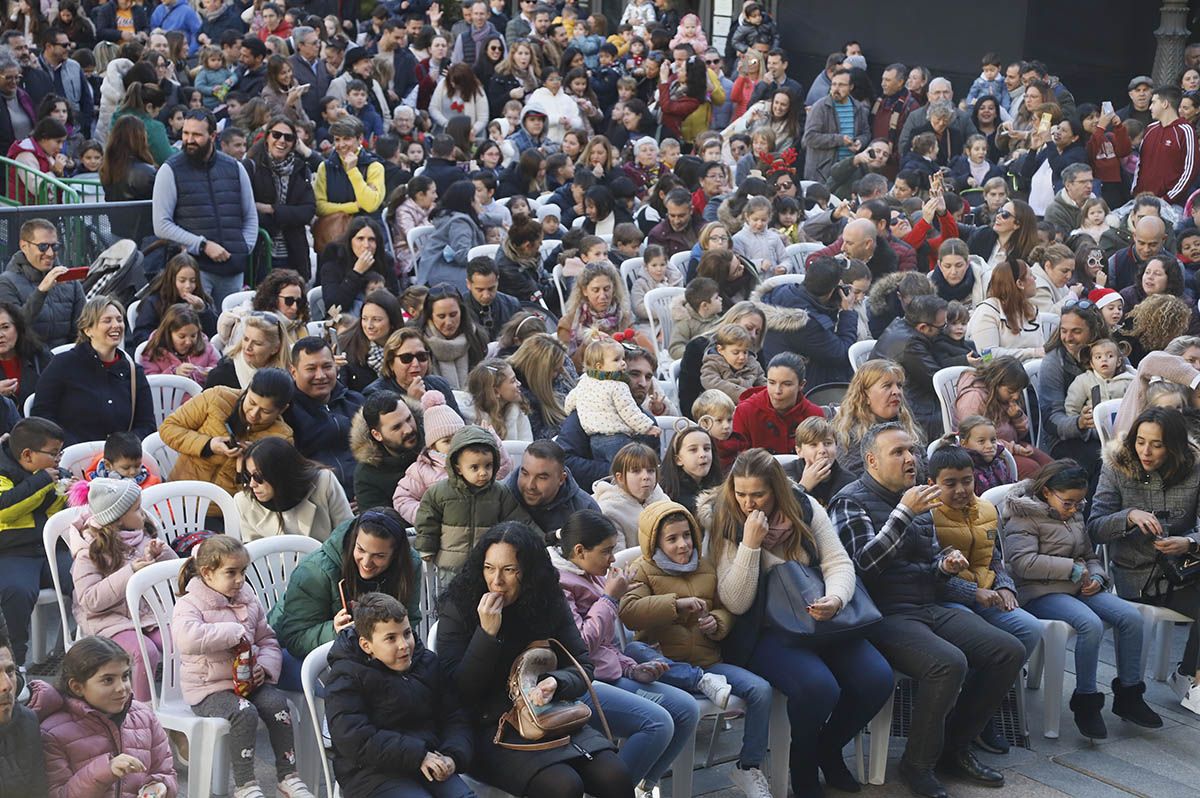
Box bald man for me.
[1108,215,1170,291]
[898,76,979,156]
[805,216,900,279]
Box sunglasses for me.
[1062,299,1095,311]
[269,129,297,142]
[396,351,430,364]
[24,241,62,252]
[239,470,266,485]
[279,295,300,306]
[704,58,720,65]
[776,181,794,189]
[995,209,1014,220]
[1087,255,1103,266]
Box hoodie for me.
[548,546,636,682]
[591,477,670,547]
[505,465,599,537]
[731,384,824,456]
[619,501,731,668]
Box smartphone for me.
[1038,112,1053,134]
[929,171,944,198]
[55,267,89,282]
[1090,385,1102,410]
[1101,100,1114,116]
[338,578,348,613]
[961,211,976,226]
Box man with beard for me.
[0,630,48,796]
[351,389,423,511]
[284,337,365,500]
[152,108,257,307]
[505,439,599,536]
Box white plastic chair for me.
[468,244,500,261]
[133,340,147,364]
[220,290,255,314]
[1093,398,1122,446]
[300,641,340,798]
[1139,603,1196,681]
[539,238,560,263]
[848,339,876,373]
[58,440,163,482]
[407,224,435,259]
[643,286,685,363]
[308,286,325,320]
[126,299,141,332]
[933,366,973,435]
[146,374,204,427]
[141,432,180,480]
[43,507,84,654]
[655,415,682,460]
[127,559,231,798]
[1023,357,1042,438]
[51,343,73,355]
[502,439,529,471]
[773,454,799,471]
[23,392,34,417]
[981,482,1017,512]
[305,320,326,338]
[783,241,822,273]
[619,256,643,290]
[1037,311,1060,341]
[571,215,585,231]
[551,263,569,313]
[141,481,241,547]
[668,250,690,277]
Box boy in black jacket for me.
[325,593,474,798]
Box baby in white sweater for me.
[565,337,661,461]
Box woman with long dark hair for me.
[968,198,1039,268]
[657,55,707,142]
[243,115,317,277]
[216,268,309,342]
[954,355,1053,477]
[130,253,217,346]
[1037,300,1111,471]
[416,180,485,286]
[318,216,399,314]
[497,148,546,200]
[100,115,156,218]
[262,54,310,123]
[111,81,173,164]
[0,299,50,413]
[235,436,353,541]
[966,258,1045,362]
[436,522,634,797]
[339,289,404,393]
[413,283,487,390]
[430,62,488,138]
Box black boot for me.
[898,759,948,798]
[1069,691,1108,739]
[974,716,1011,754]
[937,747,1005,787]
[1110,678,1163,728]
[818,749,862,793]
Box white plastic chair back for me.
[1037,312,1060,342]
[300,641,339,798]
[571,215,585,230]
[141,480,241,546]
[933,366,973,434]
[141,432,180,480]
[668,250,690,277]
[51,343,73,355]
[126,299,140,332]
[766,273,805,288]
[221,290,255,313]
[783,242,822,274]
[1023,357,1042,436]
[502,439,529,471]
[59,441,105,478]
[540,239,561,263]
[209,334,223,356]
[407,224,435,259]
[848,339,876,373]
[306,320,326,338]
[244,535,322,612]
[147,373,203,427]
[308,286,325,320]
[44,506,85,651]
[133,340,147,364]
[614,546,641,571]
[23,393,33,417]
[981,483,1017,516]
[655,415,683,459]
[452,390,473,419]
[774,454,800,470]
[644,286,684,361]
[1000,447,1019,483]
[1094,398,1122,446]
[468,244,500,261]
[551,263,569,313]
[619,257,643,290]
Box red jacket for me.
[905,212,959,272]
[1133,117,1197,204]
[1087,122,1132,184]
[731,384,824,455]
[658,81,701,140]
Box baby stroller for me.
[82,239,145,308]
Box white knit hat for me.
[88,478,142,526]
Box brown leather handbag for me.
[313,211,352,254]
[494,638,613,752]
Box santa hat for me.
[1088,287,1122,309]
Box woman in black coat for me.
[31,297,155,445]
[100,115,158,244]
[243,116,318,280]
[92,0,149,43]
[435,523,632,798]
[318,217,399,316]
[131,254,219,347]
[361,327,462,416]
[338,290,404,395]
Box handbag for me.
[494,638,613,752]
[1141,549,1200,603]
[765,560,881,641]
[313,211,352,254]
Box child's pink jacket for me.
[138,337,220,385]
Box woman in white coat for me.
[967,257,1046,361]
[235,437,354,542]
[429,63,490,137]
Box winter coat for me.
[0,703,48,798]
[30,342,155,446]
[700,351,766,403]
[629,260,684,322]
[392,449,449,525]
[1001,480,1106,604]
[413,426,531,572]
[731,384,824,456]
[1037,345,1095,455]
[325,628,474,797]
[283,383,365,500]
[966,298,1044,362]
[95,58,133,144]
[242,154,317,278]
[317,242,400,315]
[802,94,869,182]
[591,478,670,547]
[268,518,423,659]
[392,198,431,279]
[1088,445,1200,600]
[668,296,721,360]
[350,409,422,513]
[29,681,176,798]
[871,318,946,439]
[925,496,999,588]
[0,439,65,557]
[620,500,731,668]
[93,2,149,43]
[781,457,856,507]
[0,250,86,348]
[234,468,354,542]
[172,577,281,705]
[131,293,218,348]
[754,278,858,388]
[159,386,293,495]
[954,371,1033,446]
[415,210,486,287]
[67,515,178,639]
[967,444,1014,495]
[138,337,220,384]
[564,373,656,437]
[504,464,599,537]
[1064,369,1134,416]
[549,547,636,682]
[456,394,533,443]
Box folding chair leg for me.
[766,691,790,798]
[867,689,894,786]
[1026,638,1045,689]
[670,732,696,798]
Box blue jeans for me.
[200,270,245,311]
[586,677,700,786]
[591,433,641,463]
[0,545,72,664]
[943,602,1045,661]
[707,662,773,767]
[747,628,894,795]
[624,641,705,690]
[1025,590,1145,692]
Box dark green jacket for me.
[267,518,423,658]
[349,409,420,511]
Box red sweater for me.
[731,384,824,456]
[658,81,701,140]
[1086,122,1132,184]
[905,212,959,272]
[1133,117,1197,204]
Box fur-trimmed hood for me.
[867,270,909,317]
[350,410,388,468]
[750,275,812,333]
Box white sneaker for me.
[232,784,265,798]
[1181,683,1200,717]
[277,774,315,798]
[729,766,772,798]
[634,780,660,798]
[698,673,732,709]
[1168,669,1194,702]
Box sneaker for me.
[729,765,772,798]
[634,780,660,798]
[168,731,189,768]
[277,774,315,798]
[1169,669,1194,702]
[698,673,732,709]
[1182,683,1200,717]
[232,784,266,798]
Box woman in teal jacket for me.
[111,82,175,165]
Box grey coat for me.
[415,211,485,287]
[1001,480,1105,604]
[898,106,979,157]
[0,252,86,348]
[801,94,869,183]
[1037,345,1097,455]
[1087,447,1200,600]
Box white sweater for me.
[564,374,656,436]
[528,87,582,143]
[429,82,489,137]
[592,479,670,547]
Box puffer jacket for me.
[0,251,86,348]
[753,277,858,389]
[668,295,721,359]
[954,371,1032,446]
[923,498,999,588]
[1088,445,1200,600]
[137,336,220,383]
[284,382,366,500]
[172,577,282,705]
[619,500,731,668]
[630,259,684,321]
[350,406,422,512]
[549,547,636,682]
[267,519,423,659]
[68,514,178,639]
[968,443,1015,495]
[0,438,65,557]
[325,627,473,797]
[591,478,670,548]
[94,58,133,143]
[730,383,825,456]
[159,386,293,495]
[392,448,448,525]
[413,426,531,572]
[1001,479,1106,605]
[29,680,177,798]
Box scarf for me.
[267,151,295,202]
[233,351,258,389]
[761,509,795,551]
[576,301,621,339]
[584,367,629,383]
[367,341,385,375]
[512,66,537,94]
[930,261,975,303]
[501,235,541,274]
[653,547,699,574]
[199,0,229,21]
[424,324,470,388]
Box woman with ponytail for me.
[111,81,174,165]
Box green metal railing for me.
[0,156,82,207]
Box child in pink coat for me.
[137,303,220,386]
[171,536,314,798]
[30,635,177,798]
[67,478,178,702]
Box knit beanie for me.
[87,477,142,526]
[1088,287,1122,309]
[421,391,464,446]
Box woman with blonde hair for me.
[1117,293,1192,367]
[576,133,619,178]
[205,310,294,390]
[557,261,634,357]
[678,300,767,416]
[460,357,533,441]
[509,333,574,441]
[833,358,924,475]
[708,448,893,797]
[730,50,766,122]
[487,39,541,119]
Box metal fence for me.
[0,201,153,267]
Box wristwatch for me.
[1189,539,1199,555]
[197,238,207,252]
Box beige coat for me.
[234,468,354,542]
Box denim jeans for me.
[200,269,245,311]
[707,662,773,767]
[942,602,1045,661]
[591,433,641,463]
[624,641,705,690]
[0,546,72,664]
[747,628,894,795]
[1025,590,1145,692]
[867,605,1024,769]
[586,677,700,786]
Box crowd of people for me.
[2,1,1200,798]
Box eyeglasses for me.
[1050,492,1087,511]
[36,448,63,460]
[23,241,61,252]
[995,209,1014,220]
[269,129,297,142]
[1062,299,1095,311]
[396,351,430,364]
[279,295,300,307]
[704,58,720,66]
[1087,255,1104,266]
[239,470,266,486]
